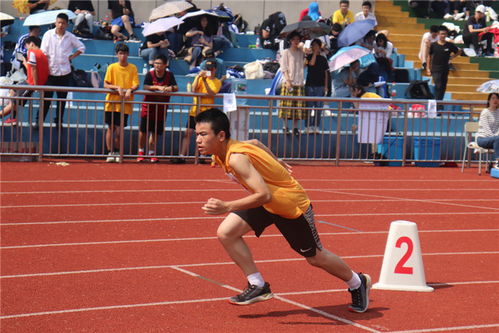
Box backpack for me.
[71,69,92,87]
[406,80,434,99]
[268,11,287,40]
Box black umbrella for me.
[178,10,223,36]
[279,20,331,39]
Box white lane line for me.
[3,211,499,227]
[170,266,381,333]
[388,324,499,333]
[318,189,499,212]
[1,229,497,249]
[2,188,498,195]
[0,297,230,320]
[4,198,499,209]
[1,178,492,184]
[2,253,498,279]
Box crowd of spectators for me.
[0,0,497,163]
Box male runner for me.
[195,108,371,312]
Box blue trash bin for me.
[379,136,404,166]
[414,137,441,167]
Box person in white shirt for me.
[354,1,377,26]
[36,13,85,129]
[418,25,439,70]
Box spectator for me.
[374,33,394,81]
[463,5,495,56]
[332,59,360,99]
[27,0,49,14]
[476,92,499,170]
[304,39,328,133]
[139,32,171,68]
[10,25,40,71]
[108,0,139,41]
[300,2,322,21]
[357,30,376,50]
[331,0,355,27]
[184,16,214,69]
[427,26,461,106]
[173,59,221,163]
[36,13,85,129]
[68,0,96,38]
[278,31,306,136]
[138,54,178,163]
[418,25,439,70]
[329,23,343,56]
[200,49,230,92]
[354,1,377,26]
[103,43,139,163]
[0,36,48,125]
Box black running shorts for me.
[233,205,323,257]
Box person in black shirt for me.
[27,0,49,14]
[463,5,494,56]
[138,55,178,163]
[139,32,171,67]
[68,0,95,37]
[108,0,139,41]
[427,26,461,105]
[305,39,329,133]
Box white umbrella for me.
[0,12,15,21]
[142,16,184,37]
[149,1,193,22]
[476,80,499,93]
[23,9,76,26]
[179,9,219,21]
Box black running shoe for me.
[348,273,371,313]
[229,282,273,305]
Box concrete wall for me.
[1,0,364,31]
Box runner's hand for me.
[202,198,229,215]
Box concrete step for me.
[451,92,488,100]
[446,77,492,85]
[405,54,472,65]
[448,69,490,78]
[376,9,411,17]
[447,84,483,92]
[413,60,479,71]
[377,26,424,33]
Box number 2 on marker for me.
[394,236,414,274]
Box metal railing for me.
[0,84,487,165]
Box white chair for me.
[461,122,495,175]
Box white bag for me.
[243,61,264,80]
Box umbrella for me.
[0,12,15,27]
[337,19,376,47]
[476,80,499,93]
[178,10,221,35]
[279,20,330,39]
[149,0,193,22]
[328,45,375,71]
[23,9,76,26]
[142,16,184,37]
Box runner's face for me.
[55,18,68,34]
[196,122,223,155]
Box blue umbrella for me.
[337,19,376,47]
[23,9,76,26]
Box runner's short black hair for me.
[195,108,231,139]
[115,43,129,54]
[24,36,41,48]
[430,25,439,33]
[438,25,449,33]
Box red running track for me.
[1,161,498,332]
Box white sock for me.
[138,148,144,153]
[346,271,361,290]
[148,150,155,156]
[247,272,265,287]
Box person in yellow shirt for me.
[173,59,221,163]
[331,0,355,27]
[103,43,139,162]
[195,108,371,312]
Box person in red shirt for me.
[0,36,48,125]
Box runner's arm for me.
[202,153,271,215]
